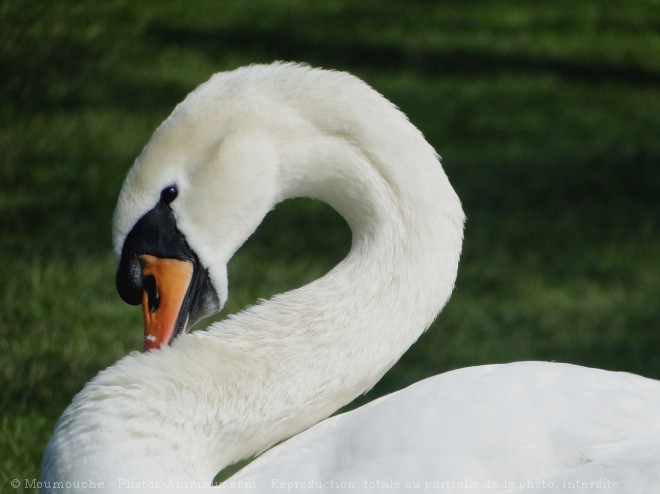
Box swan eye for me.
[160,185,178,205]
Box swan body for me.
[40,63,660,493]
[224,362,660,493]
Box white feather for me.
[41,63,660,493]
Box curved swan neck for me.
[41,64,465,488]
[187,109,465,474]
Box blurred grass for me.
[1,0,660,488]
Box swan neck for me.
[189,133,465,466]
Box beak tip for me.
[143,334,160,352]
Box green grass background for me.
[1,0,659,489]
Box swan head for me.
[113,67,287,350]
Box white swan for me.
[41,63,660,493]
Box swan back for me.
[226,362,660,493]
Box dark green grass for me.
[2,0,660,489]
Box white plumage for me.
[226,362,660,493]
[40,63,660,493]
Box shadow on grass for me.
[1,40,191,116]
[146,21,660,87]
[459,146,660,221]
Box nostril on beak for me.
[143,275,160,313]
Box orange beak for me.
[139,254,194,351]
